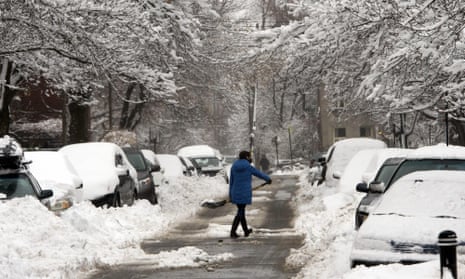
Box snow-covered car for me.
[24,151,84,203]
[177,145,223,177]
[123,147,158,204]
[355,143,465,229]
[354,156,405,230]
[59,142,138,207]
[0,135,71,212]
[350,170,465,267]
[140,149,165,188]
[322,138,387,187]
[155,154,186,184]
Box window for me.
[360,127,372,137]
[335,128,346,138]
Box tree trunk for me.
[0,87,15,135]
[0,59,22,135]
[450,118,465,146]
[68,101,90,143]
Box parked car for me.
[24,151,84,203]
[350,170,465,267]
[140,149,165,187]
[321,138,387,187]
[0,135,71,213]
[355,143,465,229]
[123,147,158,204]
[340,147,413,228]
[177,145,223,176]
[155,154,186,180]
[59,142,138,207]
[354,157,405,230]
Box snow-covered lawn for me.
[0,168,462,278]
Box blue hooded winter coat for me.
[229,159,271,204]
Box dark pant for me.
[231,204,251,237]
[236,204,246,218]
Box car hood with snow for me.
[351,170,465,266]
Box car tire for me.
[128,190,136,206]
[148,187,158,205]
[111,192,122,207]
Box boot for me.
[230,216,240,238]
[240,216,253,237]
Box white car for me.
[177,145,223,177]
[350,170,465,267]
[322,138,387,187]
[155,154,186,183]
[24,151,84,203]
[59,142,138,207]
[140,149,165,187]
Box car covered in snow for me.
[24,150,84,203]
[140,149,165,188]
[355,143,465,229]
[321,138,387,188]
[351,170,465,267]
[177,145,223,177]
[59,142,138,207]
[155,154,186,180]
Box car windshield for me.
[389,159,465,187]
[191,157,220,168]
[373,164,399,185]
[0,173,36,199]
[126,153,147,171]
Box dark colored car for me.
[355,149,465,229]
[0,167,53,201]
[123,147,158,204]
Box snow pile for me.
[0,175,229,279]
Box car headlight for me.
[48,199,73,212]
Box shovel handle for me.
[252,181,269,191]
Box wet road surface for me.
[89,175,304,279]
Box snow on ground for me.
[1,165,463,278]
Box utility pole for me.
[250,82,258,160]
[288,127,293,162]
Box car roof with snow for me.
[405,143,465,160]
[177,145,222,158]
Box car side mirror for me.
[369,181,386,193]
[356,182,368,193]
[152,164,161,172]
[38,189,53,200]
[116,166,129,176]
[333,171,341,180]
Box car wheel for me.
[125,190,135,206]
[111,192,122,207]
[148,187,158,205]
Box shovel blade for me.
[201,199,227,209]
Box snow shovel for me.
[201,181,269,209]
